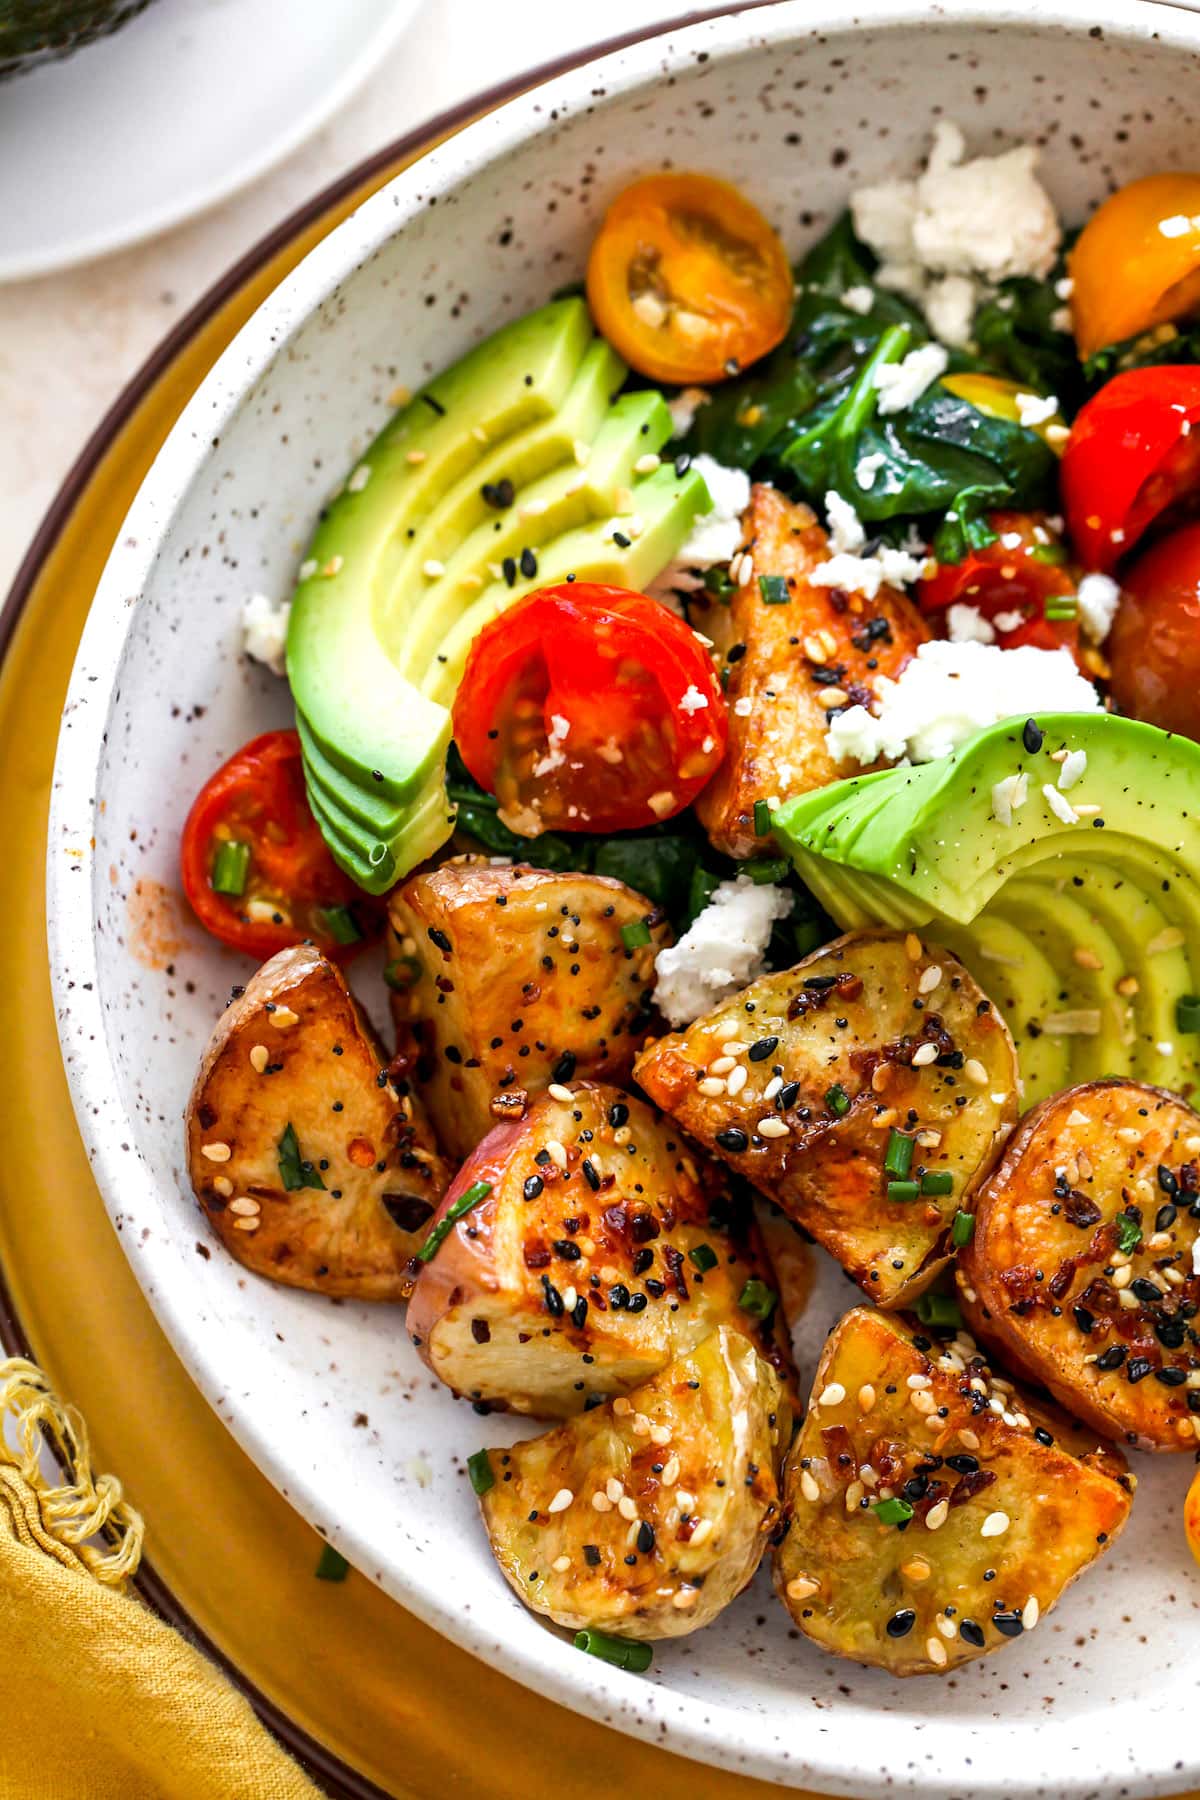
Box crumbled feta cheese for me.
[1054,275,1075,300]
[1015,391,1059,428]
[947,603,996,645]
[532,713,571,778]
[1058,748,1087,791]
[825,640,1100,766]
[842,283,876,316]
[733,695,753,717]
[653,877,793,1027]
[1076,571,1121,644]
[679,685,709,715]
[1042,782,1079,826]
[991,771,1029,827]
[645,453,750,603]
[240,592,291,676]
[1193,1238,1200,1278]
[667,385,711,437]
[991,609,1025,633]
[809,542,931,602]
[825,489,866,553]
[855,451,886,490]
[873,343,949,414]
[851,122,1061,346]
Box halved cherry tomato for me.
[451,583,726,834]
[1060,367,1200,572]
[1069,173,1200,360]
[585,172,792,385]
[181,730,383,960]
[1107,521,1200,741]
[1185,1465,1200,1569]
[917,511,1080,654]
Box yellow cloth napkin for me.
[0,1359,320,1800]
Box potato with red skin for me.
[635,930,1018,1307]
[386,859,669,1162]
[693,484,928,859]
[186,945,451,1299]
[957,1079,1200,1452]
[479,1326,790,1639]
[774,1308,1133,1675]
[406,1082,794,1417]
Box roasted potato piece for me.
[694,483,928,859]
[635,930,1018,1306]
[406,1082,793,1415]
[774,1307,1133,1675]
[387,859,669,1161]
[957,1080,1200,1452]
[186,945,452,1299]
[478,1325,789,1638]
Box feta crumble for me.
[668,386,711,437]
[679,685,709,715]
[645,453,750,603]
[947,602,996,645]
[923,273,977,350]
[1058,748,1087,791]
[1042,782,1079,826]
[991,771,1029,827]
[809,540,931,602]
[1076,571,1121,644]
[873,343,949,415]
[1015,391,1060,428]
[241,592,291,676]
[842,283,876,316]
[654,877,793,1027]
[855,451,886,490]
[825,640,1100,766]
[825,488,866,553]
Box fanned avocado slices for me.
[287,297,711,892]
[772,713,1200,1103]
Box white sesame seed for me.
[906,1373,931,1390]
[269,1006,299,1029]
[858,1383,876,1413]
[547,1488,574,1514]
[617,1495,639,1521]
[545,1140,568,1171]
[786,1575,820,1600]
[963,1059,988,1086]
[347,465,372,492]
[298,559,318,580]
[233,1217,260,1233]
[818,1383,846,1407]
[926,1636,948,1668]
[249,1044,269,1073]
[910,1390,935,1415]
[228,1197,260,1217]
[709,1056,737,1076]
[631,1413,652,1437]
[758,1117,790,1139]
[918,964,942,995]
[422,559,445,579]
[405,448,427,465]
[980,1511,1010,1538]
[591,1491,613,1513]
[634,452,661,475]
[547,1083,575,1103]
[689,1517,713,1546]
[606,1478,624,1503]
[552,1555,571,1573]
[799,1470,821,1503]
[844,1479,865,1512]
[936,1613,956,1640]
[561,1287,578,1313]
[211,1176,232,1197]
[737,554,755,587]
[1022,1594,1040,1630]
[321,556,343,577]
[726,1064,748,1097]
[925,1499,950,1531]
[661,1456,680,1486]
[958,1429,980,1451]
[201,1142,232,1162]
[698,1077,726,1097]
[675,1490,695,1512]
[911,1042,939,1068]
[650,1423,671,1447]
[763,1075,783,1101]
[671,1588,699,1610]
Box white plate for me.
[46,3,1200,1793]
[0,0,420,282]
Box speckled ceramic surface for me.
[46,3,1200,1793]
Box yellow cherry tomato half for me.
[586,171,793,385]
[941,372,1069,455]
[1185,1465,1200,1569]
[1069,173,1200,360]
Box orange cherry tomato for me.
[1069,173,1200,359]
[586,172,793,385]
[1107,521,1200,741]
[1185,1465,1200,1569]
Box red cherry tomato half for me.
[1061,367,1200,572]
[181,730,383,960]
[1107,521,1200,741]
[917,512,1080,656]
[451,583,727,834]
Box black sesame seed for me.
[1131,1278,1162,1306]
[637,1521,656,1554]
[992,1611,1024,1638]
[1126,1356,1153,1383]
[609,1101,630,1129]
[885,1610,916,1639]
[748,1036,780,1062]
[945,1453,979,1475]
[1153,1365,1187,1386]
[427,926,451,953]
[716,1127,749,1153]
[523,1175,544,1201]
[1096,1344,1127,1370]
[959,1619,986,1649]
[1156,1203,1178,1232]
[581,1159,601,1191]
[1022,718,1044,754]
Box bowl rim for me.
[45,2,1200,1792]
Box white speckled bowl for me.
[47,3,1200,1793]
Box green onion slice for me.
[883,1129,915,1179]
[574,1629,653,1672]
[915,1291,962,1329]
[871,1497,914,1526]
[467,1450,495,1496]
[316,903,362,946]
[383,955,422,991]
[315,1545,350,1582]
[621,919,653,950]
[951,1210,976,1248]
[1176,994,1200,1035]
[753,799,772,837]
[825,1083,850,1118]
[415,1180,493,1264]
[759,573,790,604]
[211,839,250,896]
[921,1170,954,1197]
[743,856,789,885]
[688,1243,719,1273]
[887,1179,919,1203]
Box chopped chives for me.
[316,903,362,946]
[621,919,653,950]
[574,1629,653,1672]
[825,1083,850,1118]
[743,856,789,885]
[1030,542,1069,566]
[415,1180,493,1264]
[704,565,734,602]
[315,1545,350,1582]
[688,1243,719,1273]
[467,1449,495,1496]
[916,1292,963,1329]
[871,1497,913,1526]
[383,955,422,991]
[887,1179,919,1203]
[951,1210,976,1247]
[921,1170,954,1197]
[738,1278,777,1321]
[883,1129,915,1179]
[753,799,772,837]
[1044,596,1077,620]
[1177,994,1200,1034]
[759,573,790,604]
[211,839,250,896]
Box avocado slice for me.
[286,299,711,892]
[774,713,1200,1102]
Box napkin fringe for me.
[0,1357,144,1588]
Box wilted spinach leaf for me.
[973,269,1084,413]
[1083,320,1200,391]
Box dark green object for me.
[886,1180,919,1203]
[883,1129,915,1179]
[1176,995,1200,1034]
[1044,597,1078,622]
[871,1497,914,1526]
[743,856,789,885]
[920,1170,954,1197]
[737,1278,777,1321]
[315,903,363,946]
[951,1210,976,1247]
[688,1243,719,1273]
[1114,1213,1143,1255]
[277,1122,325,1194]
[825,1083,850,1118]
[0,0,155,80]
[467,1450,495,1496]
[210,839,250,897]
[621,919,652,950]
[753,799,772,837]
[915,1291,963,1329]
[573,1629,653,1672]
[315,1545,350,1582]
[973,261,1084,410]
[383,955,421,991]
[758,574,789,604]
[415,1180,493,1265]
